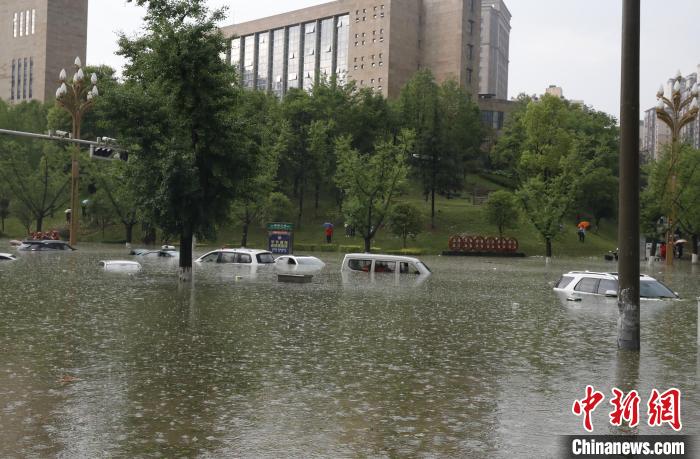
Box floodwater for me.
[0,243,697,458]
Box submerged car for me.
[194,248,275,265]
[0,253,17,261]
[98,260,142,272]
[131,245,179,258]
[17,240,75,252]
[341,254,431,276]
[553,271,678,300]
[274,255,326,273]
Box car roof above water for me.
[342,253,423,264]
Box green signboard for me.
[267,222,294,232]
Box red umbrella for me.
[578,221,591,230]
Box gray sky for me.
[87,0,700,119]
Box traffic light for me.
[90,145,114,160]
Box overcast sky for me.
[87,0,700,119]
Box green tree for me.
[335,131,413,252]
[85,160,139,243]
[399,70,482,228]
[0,145,70,232]
[230,91,282,248]
[485,190,518,236]
[388,202,423,248]
[645,145,700,259]
[575,167,618,230]
[119,0,250,280]
[515,95,593,257]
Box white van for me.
[341,253,431,277]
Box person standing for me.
[325,224,334,244]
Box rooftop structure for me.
[0,0,88,104]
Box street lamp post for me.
[655,73,699,266]
[55,57,98,246]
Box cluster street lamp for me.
[655,71,699,266]
[55,57,98,246]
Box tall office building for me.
[0,0,88,104]
[479,0,510,99]
[221,0,482,99]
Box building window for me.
[19,12,23,37]
[32,9,36,34]
[470,0,475,12]
[13,13,17,37]
[468,20,475,36]
[25,10,30,36]
[16,59,21,99]
[468,44,473,61]
[10,60,15,100]
[467,68,473,84]
[29,58,33,99]
[23,57,27,99]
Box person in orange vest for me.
[324,224,334,244]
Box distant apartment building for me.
[479,0,510,100]
[0,0,88,104]
[641,66,700,160]
[220,0,483,99]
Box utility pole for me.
[617,0,641,351]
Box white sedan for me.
[274,255,326,273]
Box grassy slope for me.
[0,175,619,257]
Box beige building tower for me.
[221,0,482,99]
[0,0,88,104]
[479,0,510,99]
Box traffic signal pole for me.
[617,0,641,351]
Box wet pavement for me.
[0,243,697,457]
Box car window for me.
[417,262,431,273]
[375,261,396,273]
[256,253,275,264]
[200,252,219,263]
[597,279,618,295]
[236,253,252,264]
[556,276,575,289]
[348,259,372,272]
[640,280,676,298]
[574,277,599,293]
[286,258,296,265]
[220,252,236,263]
[400,262,420,275]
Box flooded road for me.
[0,243,697,457]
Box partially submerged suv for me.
[341,254,431,276]
[194,248,275,265]
[553,271,678,299]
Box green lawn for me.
[1,175,619,257]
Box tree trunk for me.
[297,185,304,229]
[431,187,436,229]
[402,234,407,249]
[364,236,371,253]
[36,216,43,233]
[125,224,134,244]
[179,230,194,282]
[1,217,4,233]
[314,183,320,213]
[241,222,249,248]
[693,234,698,264]
[545,238,552,258]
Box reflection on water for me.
[0,245,698,457]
